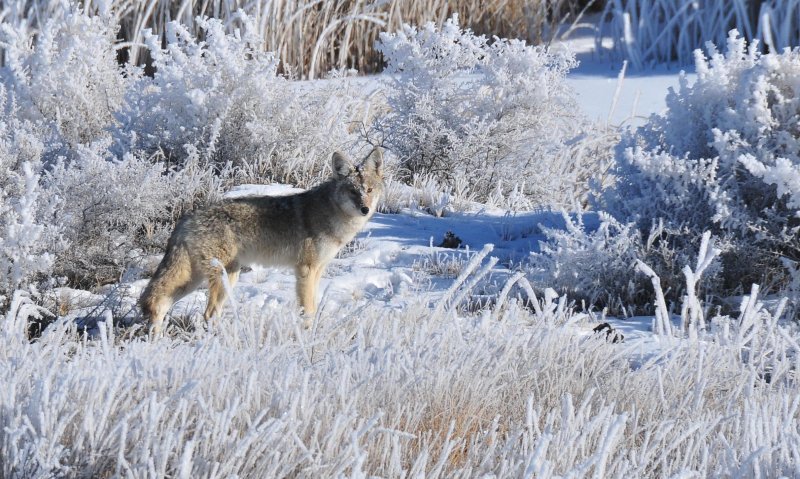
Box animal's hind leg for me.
[203,276,224,325]
[203,261,240,324]
[227,265,240,290]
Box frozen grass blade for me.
[598,0,800,68]
[682,231,721,338]
[636,259,672,337]
[434,243,493,318]
[607,60,627,125]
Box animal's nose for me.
[360,206,370,215]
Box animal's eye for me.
[367,188,373,193]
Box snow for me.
[225,183,305,198]
[556,28,697,126]
[3,11,800,477]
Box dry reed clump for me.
[2,0,594,78]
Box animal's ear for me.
[331,151,352,178]
[362,148,383,177]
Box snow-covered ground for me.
[6,15,800,476]
[558,28,696,125]
[172,183,665,357]
[161,186,597,318]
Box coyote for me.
[139,148,384,335]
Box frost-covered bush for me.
[376,16,604,208]
[530,212,724,312]
[600,31,800,296]
[0,7,128,149]
[0,163,55,304]
[238,72,376,187]
[117,14,370,188]
[529,213,645,310]
[116,15,281,163]
[41,141,214,287]
[0,8,377,292]
[0,5,221,289]
[0,91,62,307]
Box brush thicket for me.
[2,0,591,78]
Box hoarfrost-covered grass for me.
[3,280,800,477]
[599,0,800,69]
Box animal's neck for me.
[310,180,364,230]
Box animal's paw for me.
[301,309,315,330]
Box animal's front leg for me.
[306,262,329,327]
[312,263,326,300]
[295,263,319,328]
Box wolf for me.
[139,148,384,335]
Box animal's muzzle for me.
[360,206,370,215]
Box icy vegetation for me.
[596,31,800,302]
[377,17,613,207]
[2,2,800,476]
[116,14,369,186]
[3,268,800,476]
[529,212,647,311]
[0,7,378,296]
[599,0,800,69]
[0,0,589,78]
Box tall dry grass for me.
[598,0,800,69]
[1,0,593,78]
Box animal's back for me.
[177,194,307,266]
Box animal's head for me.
[331,148,384,217]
